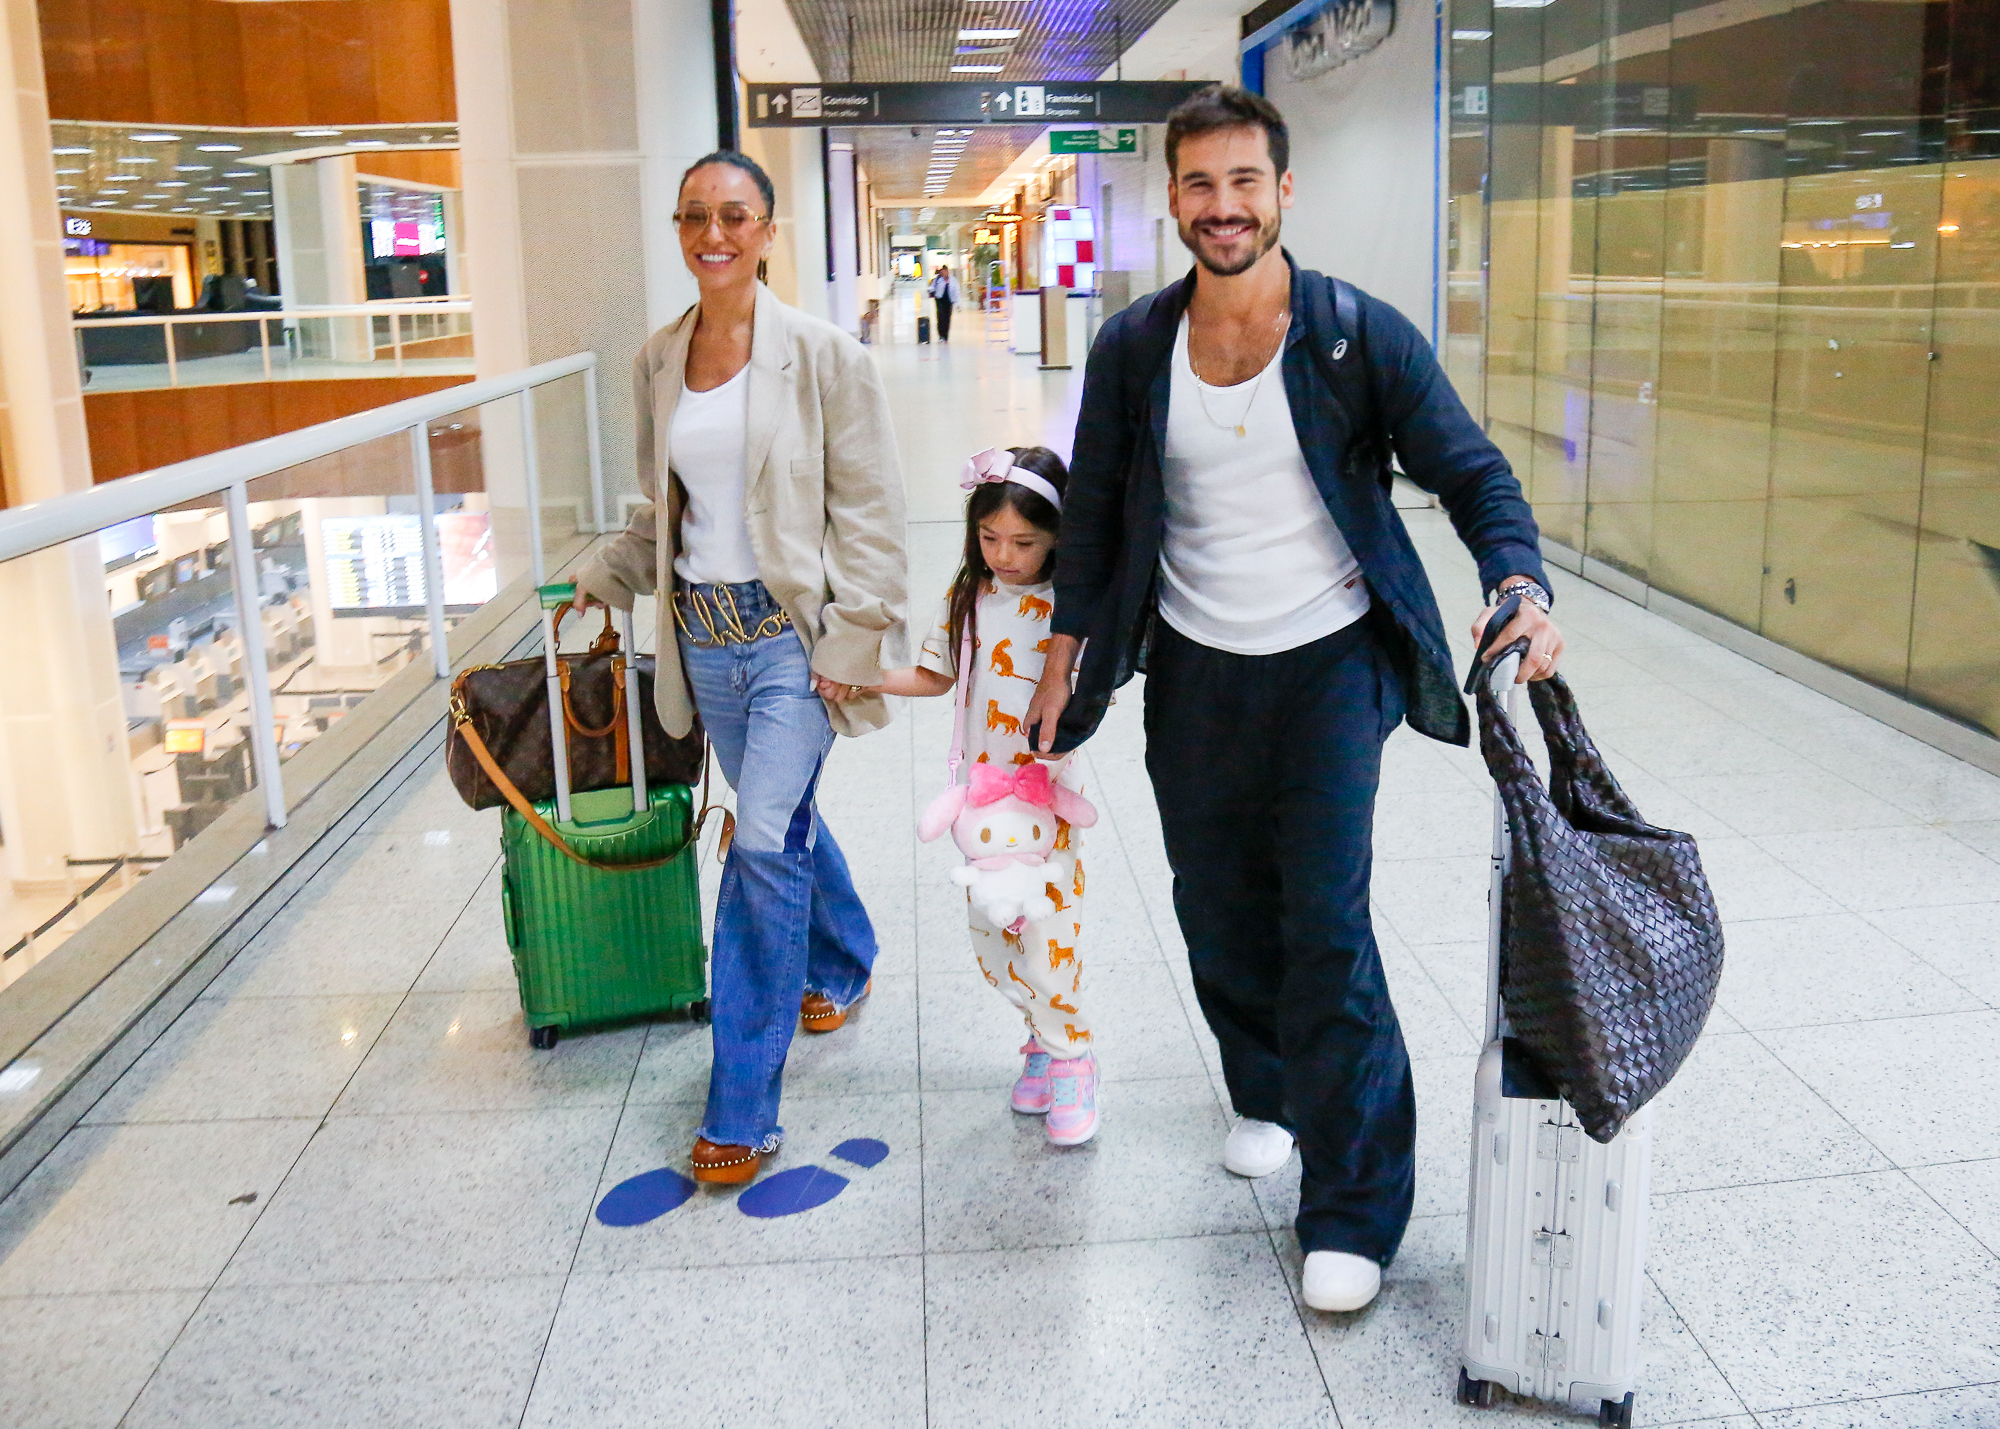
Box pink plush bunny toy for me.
[920,760,1097,931]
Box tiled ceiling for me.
[783,0,1177,83]
[48,121,457,221]
[791,0,1178,200]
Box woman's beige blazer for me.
[576,285,908,739]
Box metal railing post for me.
[409,423,451,679]
[520,386,546,586]
[164,319,178,387]
[393,311,405,377]
[223,481,288,831]
[260,316,273,382]
[582,360,606,534]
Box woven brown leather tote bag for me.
[1475,673,1724,1142]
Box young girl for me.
[872,445,1096,1146]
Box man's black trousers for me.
[1143,615,1417,1265]
[934,297,953,341]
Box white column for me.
[826,141,857,334]
[0,0,139,895]
[270,155,370,359]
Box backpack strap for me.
[1305,274,1393,488]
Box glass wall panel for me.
[1,511,258,983]
[1446,0,1497,423]
[1450,0,2000,737]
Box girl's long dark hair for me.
[945,445,1068,671]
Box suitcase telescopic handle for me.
[616,607,647,811]
[536,584,575,823]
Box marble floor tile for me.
[1686,837,1843,923]
[1905,1157,2000,1256]
[218,1107,619,1286]
[1598,724,1823,784]
[1757,827,2000,913]
[522,1256,926,1429]
[572,1093,920,1273]
[925,1232,1333,1428]
[1758,1384,2000,1427]
[1648,1172,2000,1410]
[0,1290,201,1429]
[1381,943,1481,1060]
[409,864,520,994]
[1375,785,1500,862]
[1559,682,1735,735]
[1668,769,1914,837]
[83,993,400,1124]
[917,962,1206,1092]
[123,1276,563,1429]
[1861,902,2000,999]
[1713,913,1983,1031]
[0,1119,316,1295]
[1761,1010,2000,1165]
[1647,1031,1891,1193]
[1281,1216,1751,1428]
[1786,723,2000,824]
[921,1076,1263,1253]
[333,990,648,1116]
[1942,819,2000,862]
[204,891,466,999]
[1372,856,1491,947]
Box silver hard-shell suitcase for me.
[1457,645,1650,1429]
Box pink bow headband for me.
[961,447,1063,512]
[967,760,1055,809]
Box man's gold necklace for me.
[1188,308,1291,438]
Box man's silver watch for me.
[1495,578,1552,613]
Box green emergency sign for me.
[1049,128,1138,154]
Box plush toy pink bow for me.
[960,447,1016,490]
[968,760,1053,809]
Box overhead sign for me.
[747,82,1210,127]
[1050,128,1138,154]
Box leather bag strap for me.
[451,695,726,872]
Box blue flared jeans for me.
[677,581,877,1149]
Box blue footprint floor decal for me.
[594,1137,889,1227]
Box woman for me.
[575,150,907,1185]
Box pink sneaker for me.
[1045,1054,1098,1146]
[1011,1041,1053,1114]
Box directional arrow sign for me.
[745,81,1210,127]
[1050,127,1137,154]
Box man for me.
[928,262,961,341]
[1025,85,1563,1313]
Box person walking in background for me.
[573,150,908,1188]
[929,262,962,341]
[1025,85,1565,1313]
[870,446,1100,1146]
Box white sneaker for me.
[1302,1251,1382,1312]
[1222,1118,1295,1178]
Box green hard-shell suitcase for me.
[500,783,707,1047]
[471,582,711,1049]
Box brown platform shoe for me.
[800,979,871,1034]
[690,1136,763,1185]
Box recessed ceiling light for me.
[200,186,230,192]
[98,189,128,194]
[55,168,83,174]
[159,181,188,188]
[52,146,91,154]
[106,174,140,180]
[196,143,242,152]
[347,139,389,147]
[223,171,256,177]
[952,64,1004,72]
[117,156,156,163]
[90,200,115,206]
[959,28,1021,38]
[133,204,157,209]
[294,128,342,137]
[131,133,180,142]
[176,165,210,172]
[1452,28,1492,38]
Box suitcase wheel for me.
[1455,1368,1496,1409]
[529,1024,559,1050]
[1598,1394,1634,1428]
[687,999,710,1025]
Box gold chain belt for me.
[672,584,792,648]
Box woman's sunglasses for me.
[674,204,768,236]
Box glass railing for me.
[71,300,474,392]
[0,351,604,984]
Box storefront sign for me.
[64,216,92,236]
[163,720,207,755]
[1050,128,1138,154]
[747,81,1209,127]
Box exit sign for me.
[1050,128,1137,154]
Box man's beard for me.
[1179,211,1282,277]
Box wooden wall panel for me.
[40,0,455,126]
[82,376,470,484]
